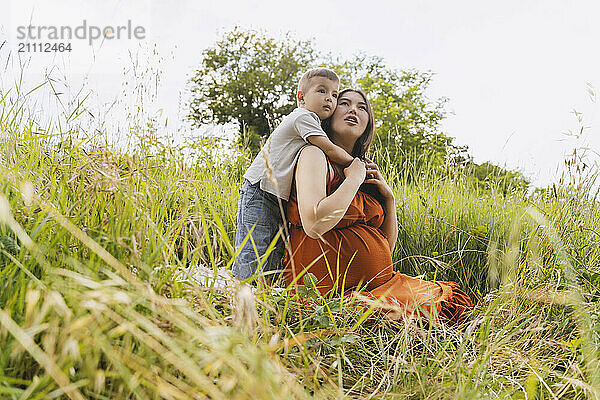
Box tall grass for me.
[1,72,600,399]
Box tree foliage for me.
[188,27,530,191]
[188,27,316,152]
[328,54,461,172]
[464,161,531,194]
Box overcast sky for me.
[2,0,600,187]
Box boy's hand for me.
[343,158,366,185]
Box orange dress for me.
[283,159,473,324]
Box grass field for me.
[1,77,600,399]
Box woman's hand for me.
[343,157,367,186]
[364,158,395,201]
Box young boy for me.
[233,68,355,281]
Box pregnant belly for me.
[285,223,394,294]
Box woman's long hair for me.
[321,88,375,160]
[322,88,385,204]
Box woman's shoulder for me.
[297,145,337,181]
[297,145,327,169]
[299,144,326,159]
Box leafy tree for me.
[188,27,316,153]
[330,55,530,190]
[189,28,454,164]
[188,28,530,192]
[329,54,458,171]
[464,161,530,194]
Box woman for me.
[283,88,473,324]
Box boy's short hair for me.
[297,68,339,92]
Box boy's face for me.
[297,77,339,120]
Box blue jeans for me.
[233,179,286,281]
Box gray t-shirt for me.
[244,107,328,201]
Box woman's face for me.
[330,91,370,140]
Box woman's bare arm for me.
[295,146,365,239]
[380,199,398,252]
[364,158,398,252]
